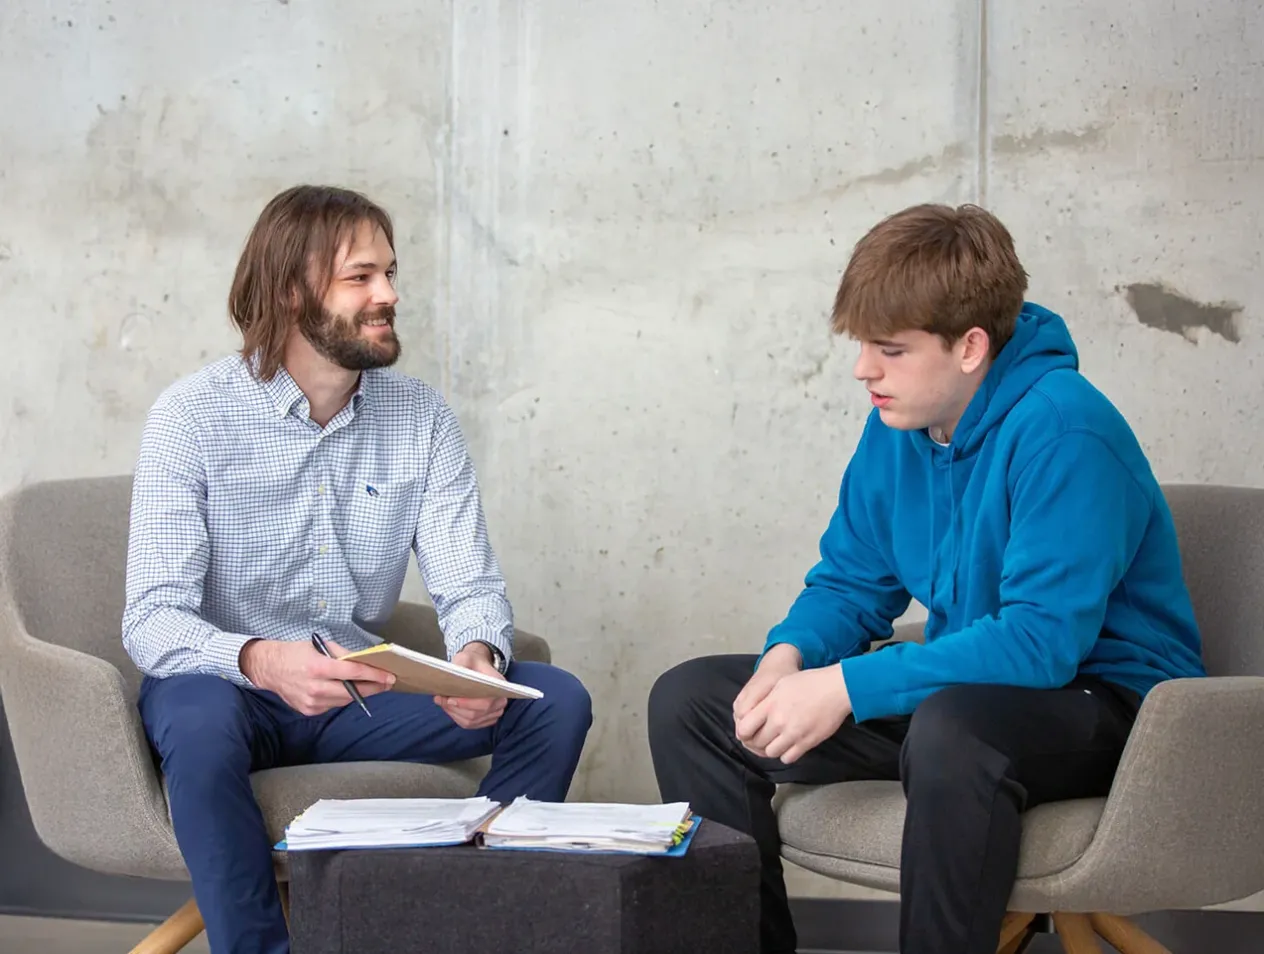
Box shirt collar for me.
[260,365,307,418]
[245,353,372,420]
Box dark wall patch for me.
[1122,282,1243,344]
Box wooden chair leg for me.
[1089,912,1174,954]
[997,911,1035,953]
[127,897,204,954]
[279,879,291,925]
[1053,913,1103,954]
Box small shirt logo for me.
[365,484,380,497]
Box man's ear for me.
[959,327,991,374]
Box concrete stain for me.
[992,125,1105,155]
[845,142,967,190]
[1122,282,1243,344]
[796,351,828,385]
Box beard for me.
[297,297,402,371]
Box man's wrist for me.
[238,638,270,688]
[761,642,803,672]
[456,640,494,664]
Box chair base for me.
[123,876,293,953]
[126,897,204,954]
[998,911,1173,954]
[117,897,1175,954]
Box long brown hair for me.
[228,185,395,380]
[831,203,1028,357]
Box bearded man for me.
[122,185,592,954]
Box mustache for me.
[357,305,396,325]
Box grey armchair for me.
[774,483,1264,953]
[0,475,552,954]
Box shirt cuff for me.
[204,631,262,687]
[450,629,513,673]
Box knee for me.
[900,687,1011,792]
[517,663,592,733]
[647,656,724,742]
[141,675,253,760]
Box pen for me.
[310,632,372,718]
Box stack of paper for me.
[281,797,502,851]
[481,797,696,855]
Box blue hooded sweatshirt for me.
[763,302,1206,723]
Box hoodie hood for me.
[949,302,1079,456]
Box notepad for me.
[338,643,543,700]
[481,797,697,855]
[278,797,503,851]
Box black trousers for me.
[646,654,1140,954]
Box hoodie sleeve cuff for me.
[841,648,911,722]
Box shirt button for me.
[317,599,327,610]
[319,545,328,555]
[317,485,326,495]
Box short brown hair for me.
[228,185,394,380]
[831,203,1028,356]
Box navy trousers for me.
[139,661,592,954]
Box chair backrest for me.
[0,475,141,695]
[1,477,1258,694]
[1163,483,1264,677]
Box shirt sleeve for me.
[414,400,515,666]
[121,398,258,684]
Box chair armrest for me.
[378,601,552,665]
[1016,675,1264,913]
[0,618,181,878]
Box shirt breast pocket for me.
[338,478,420,576]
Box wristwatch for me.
[478,641,508,674]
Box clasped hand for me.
[732,644,854,765]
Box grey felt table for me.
[287,817,761,954]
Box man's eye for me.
[881,350,904,357]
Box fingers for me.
[762,732,791,761]
[734,701,768,743]
[734,672,776,721]
[315,656,395,689]
[446,695,507,716]
[290,681,353,717]
[434,695,507,730]
[780,744,807,765]
[355,679,393,698]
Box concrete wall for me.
[2,0,1261,904]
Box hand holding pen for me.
[239,635,395,717]
[311,632,375,717]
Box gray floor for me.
[0,915,211,954]
[0,916,889,954]
[0,917,874,953]
[0,914,1146,954]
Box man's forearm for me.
[122,604,256,684]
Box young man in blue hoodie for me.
[647,203,1205,954]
